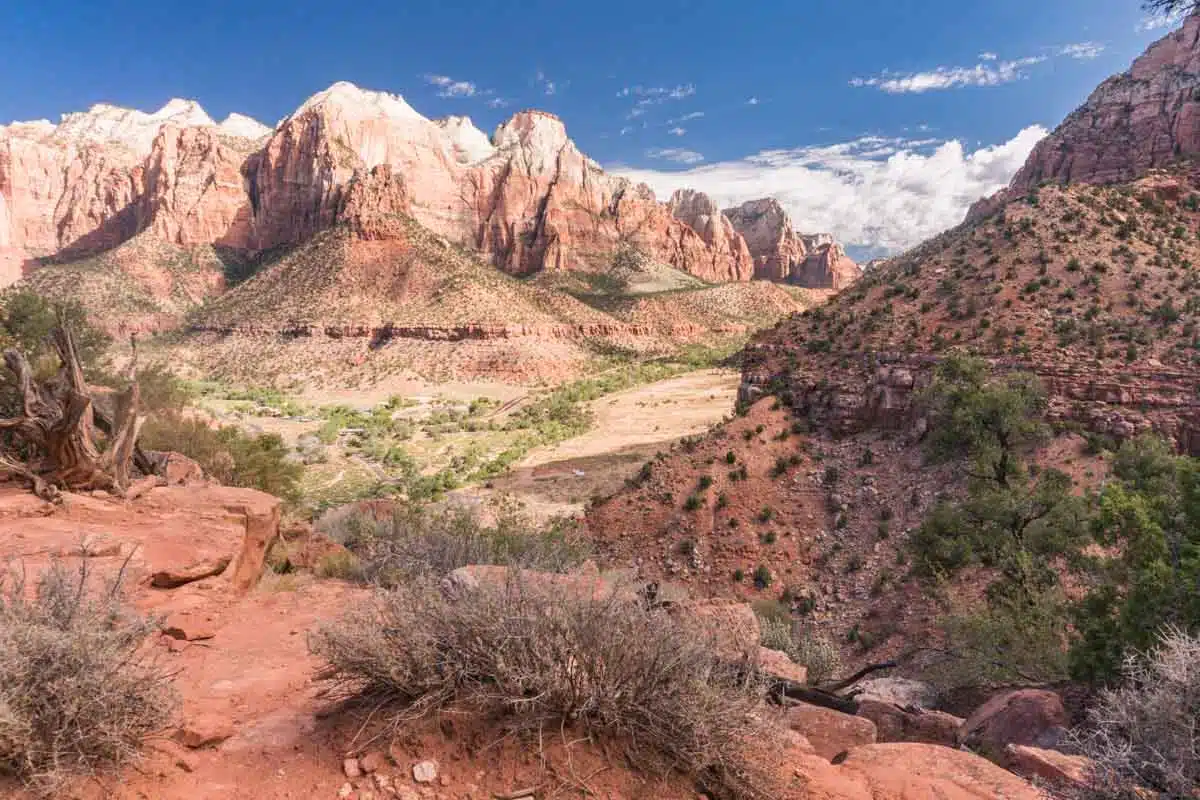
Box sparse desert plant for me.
[314,549,364,581]
[311,578,778,799]
[0,559,174,790]
[757,616,842,686]
[139,414,303,503]
[1074,627,1200,799]
[319,501,589,586]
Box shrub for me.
[757,617,842,685]
[684,493,704,511]
[314,550,364,581]
[0,560,174,790]
[311,579,778,799]
[753,564,773,589]
[318,502,589,587]
[1075,628,1200,798]
[139,414,303,502]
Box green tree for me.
[912,356,1083,685]
[922,354,1049,488]
[1070,436,1200,682]
[0,288,110,373]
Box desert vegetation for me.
[908,354,1200,687]
[316,499,589,585]
[0,560,173,791]
[1074,627,1200,798]
[311,576,780,800]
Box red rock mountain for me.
[725,198,863,289]
[0,82,856,300]
[971,11,1200,218]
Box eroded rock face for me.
[725,198,808,281]
[970,12,1200,219]
[248,81,462,250]
[2,83,856,296]
[725,198,860,287]
[668,189,755,281]
[139,125,256,248]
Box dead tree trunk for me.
[0,327,143,501]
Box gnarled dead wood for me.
[0,327,145,500]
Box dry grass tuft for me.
[1074,627,1200,799]
[0,559,175,792]
[320,502,590,586]
[311,577,779,799]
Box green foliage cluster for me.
[910,354,1200,685]
[139,415,303,503]
[1070,436,1200,681]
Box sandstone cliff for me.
[725,198,861,288]
[1,82,857,305]
[970,12,1200,219]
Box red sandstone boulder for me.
[836,743,1048,799]
[1004,744,1094,790]
[857,699,962,746]
[757,646,808,685]
[958,689,1068,755]
[787,703,878,760]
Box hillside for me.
[176,210,815,386]
[742,167,1200,447]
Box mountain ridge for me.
[0,82,859,325]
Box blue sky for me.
[0,0,1187,256]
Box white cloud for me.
[671,111,705,123]
[424,74,477,98]
[1055,41,1105,60]
[1137,8,1187,31]
[852,56,1046,93]
[487,97,509,108]
[619,125,634,136]
[618,84,696,100]
[746,96,759,105]
[612,125,1048,254]
[853,41,1104,95]
[669,127,687,136]
[645,147,705,165]
[535,71,563,96]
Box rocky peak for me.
[218,113,272,140]
[668,188,721,219]
[492,111,571,171]
[435,116,495,164]
[796,242,863,290]
[668,189,755,280]
[724,197,806,282]
[53,98,216,153]
[723,198,857,288]
[290,81,426,123]
[970,12,1200,219]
